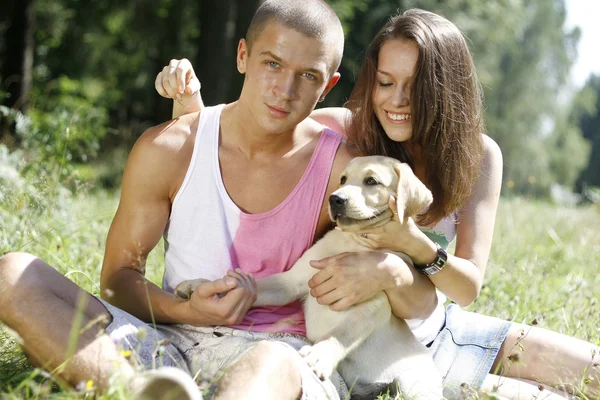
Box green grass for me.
[1,190,599,398]
[471,198,600,344]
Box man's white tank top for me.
[162,104,342,335]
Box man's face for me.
[237,22,340,134]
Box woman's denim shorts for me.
[430,304,512,398]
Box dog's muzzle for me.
[329,193,348,219]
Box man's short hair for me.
[246,0,344,76]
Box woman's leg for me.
[492,322,599,397]
[482,375,570,399]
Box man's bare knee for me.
[0,251,37,272]
[247,340,301,370]
[251,340,291,355]
[1,252,108,324]
[0,252,46,286]
[0,252,40,304]
[216,341,302,400]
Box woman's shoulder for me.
[482,134,503,166]
[477,135,503,198]
[310,107,352,137]
[452,134,503,225]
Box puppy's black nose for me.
[329,193,348,212]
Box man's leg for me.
[492,322,600,398]
[213,341,302,400]
[0,252,135,390]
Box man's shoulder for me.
[124,112,201,196]
[136,111,201,154]
[301,115,356,178]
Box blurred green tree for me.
[324,0,585,197]
[0,0,592,197]
[574,74,600,191]
[0,0,35,144]
[0,0,35,112]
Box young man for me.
[0,1,436,398]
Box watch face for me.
[433,254,447,269]
[419,245,447,275]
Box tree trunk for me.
[577,128,600,190]
[196,0,237,105]
[226,0,262,102]
[1,0,35,112]
[152,0,188,123]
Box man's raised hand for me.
[155,58,201,100]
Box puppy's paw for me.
[299,344,336,380]
[174,280,199,300]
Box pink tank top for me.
[163,105,342,335]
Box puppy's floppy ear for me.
[393,162,433,221]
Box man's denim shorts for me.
[98,298,345,399]
[98,299,510,399]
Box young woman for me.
[156,9,598,398]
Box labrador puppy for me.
[176,156,443,400]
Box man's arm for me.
[155,59,203,119]
[99,117,255,326]
[100,120,189,323]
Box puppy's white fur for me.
[176,156,443,399]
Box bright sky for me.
[565,0,600,88]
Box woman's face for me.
[372,39,419,143]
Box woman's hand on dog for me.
[308,252,402,311]
[352,197,416,252]
[353,197,437,265]
[353,218,419,252]
[186,269,257,326]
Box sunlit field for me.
[1,190,599,399]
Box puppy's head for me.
[329,156,432,232]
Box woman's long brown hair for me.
[346,9,485,226]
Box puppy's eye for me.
[364,177,380,186]
[340,176,347,185]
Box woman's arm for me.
[428,135,503,305]
[310,107,352,137]
[377,254,438,319]
[354,135,503,307]
[308,251,438,320]
[155,59,204,119]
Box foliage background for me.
[1,0,599,196]
[1,0,599,398]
